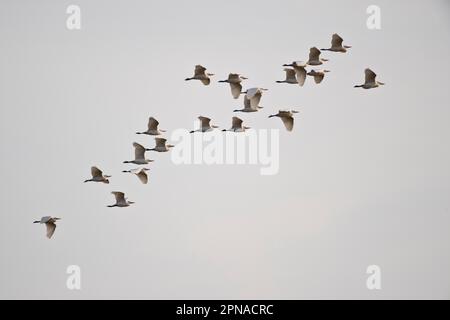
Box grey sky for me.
[0,0,449,299]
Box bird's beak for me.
[322,58,329,62]
[283,64,293,67]
[241,76,248,80]
[168,144,175,148]
[324,70,331,73]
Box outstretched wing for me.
[136,170,148,184]
[112,191,126,204]
[281,116,294,132]
[91,166,103,178]
[45,221,56,239]
[331,33,343,47]
[147,117,159,131]
[314,73,325,84]
[232,116,243,129]
[198,116,211,127]
[201,77,211,85]
[155,137,167,148]
[194,65,206,76]
[133,142,146,160]
[230,82,242,99]
[309,47,321,61]
[365,68,377,84]
[295,67,306,86]
[228,73,240,82]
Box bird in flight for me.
[122,168,150,184]
[281,61,307,86]
[84,166,111,184]
[33,216,61,239]
[123,142,154,165]
[321,33,352,53]
[147,137,175,152]
[354,68,385,89]
[269,110,299,132]
[307,47,329,66]
[108,192,135,207]
[185,65,214,85]
[218,73,248,99]
[222,116,250,132]
[190,116,220,133]
[307,69,330,84]
[136,117,166,136]
[234,88,268,113]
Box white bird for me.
[122,168,150,184]
[222,117,250,132]
[190,116,219,133]
[84,166,111,184]
[354,68,385,89]
[185,65,214,85]
[269,110,299,132]
[307,69,331,84]
[282,61,307,86]
[307,47,329,66]
[108,191,134,207]
[123,142,154,165]
[148,137,175,152]
[234,88,267,112]
[219,73,248,99]
[276,68,298,84]
[33,216,60,239]
[321,33,352,53]
[136,117,166,136]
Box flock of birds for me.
[34,33,384,238]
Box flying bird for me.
[108,191,134,207]
[354,68,385,89]
[148,137,175,152]
[218,73,248,99]
[321,33,352,53]
[123,142,154,165]
[233,87,268,112]
[307,47,329,66]
[222,116,250,132]
[190,116,219,133]
[33,216,60,239]
[185,65,214,85]
[282,61,307,86]
[84,166,111,184]
[122,168,150,184]
[269,110,299,132]
[276,68,298,84]
[136,117,166,136]
[307,69,330,84]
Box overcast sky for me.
[0,0,449,299]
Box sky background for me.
[0,0,449,299]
